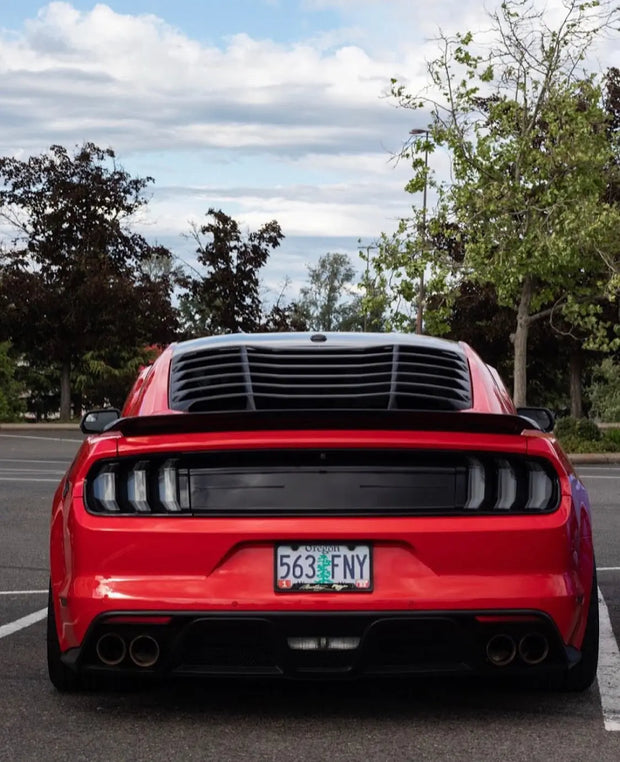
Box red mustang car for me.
[47,333,598,691]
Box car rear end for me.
[48,334,596,687]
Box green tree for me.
[298,252,357,331]
[588,358,620,422]
[0,342,25,421]
[74,345,161,409]
[389,0,620,405]
[0,144,178,419]
[178,209,284,336]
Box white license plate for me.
[275,543,372,592]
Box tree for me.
[74,345,162,410]
[389,0,620,405]
[0,144,178,419]
[178,209,284,336]
[298,252,357,331]
[361,215,464,335]
[0,342,25,421]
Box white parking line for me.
[0,608,47,640]
[598,587,620,731]
[0,459,71,465]
[0,477,62,483]
[0,434,82,443]
[0,590,619,734]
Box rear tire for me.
[559,565,599,692]
[47,585,82,693]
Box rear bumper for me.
[63,609,577,679]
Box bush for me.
[555,416,601,440]
[588,359,620,423]
[558,434,617,453]
[555,416,620,452]
[602,427,620,448]
[0,342,25,421]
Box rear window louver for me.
[169,343,472,413]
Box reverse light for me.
[496,459,517,510]
[92,466,120,512]
[464,458,485,510]
[127,463,150,512]
[526,462,553,510]
[158,461,182,512]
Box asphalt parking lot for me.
[1,430,619,762]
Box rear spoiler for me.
[103,410,541,438]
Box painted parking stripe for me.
[0,459,71,464]
[0,608,47,640]
[0,590,47,596]
[0,592,618,734]
[0,477,62,483]
[598,587,620,731]
[0,434,82,443]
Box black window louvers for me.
[169,342,473,413]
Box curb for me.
[568,453,620,465]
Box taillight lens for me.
[86,459,191,515]
[84,451,560,516]
[465,456,558,512]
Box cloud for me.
[0,0,617,291]
[0,3,413,154]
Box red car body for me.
[47,333,598,690]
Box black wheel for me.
[47,584,82,692]
[559,564,599,692]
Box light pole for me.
[409,128,429,335]
[361,243,376,331]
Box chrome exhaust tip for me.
[518,633,549,665]
[129,634,160,668]
[486,634,517,667]
[96,633,127,666]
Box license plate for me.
[275,543,372,592]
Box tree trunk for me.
[513,277,533,407]
[59,361,71,421]
[569,345,583,418]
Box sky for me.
[0,1,618,302]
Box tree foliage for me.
[74,345,162,410]
[0,143,178,418]
[0,342,25,421]
[387,0,620,405]
[178,209,284,336]
[588,358,620,422]
[298,252,357,331]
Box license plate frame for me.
[274,543,372,593]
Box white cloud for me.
[0,0,617,287]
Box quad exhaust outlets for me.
[486,632,550,667]
[95,632,161,668]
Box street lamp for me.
[409,128,429,335]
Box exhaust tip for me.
[129,634,160,668]
[486,634,517,667]
[96,633,127,666]
[518,633,549,665]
